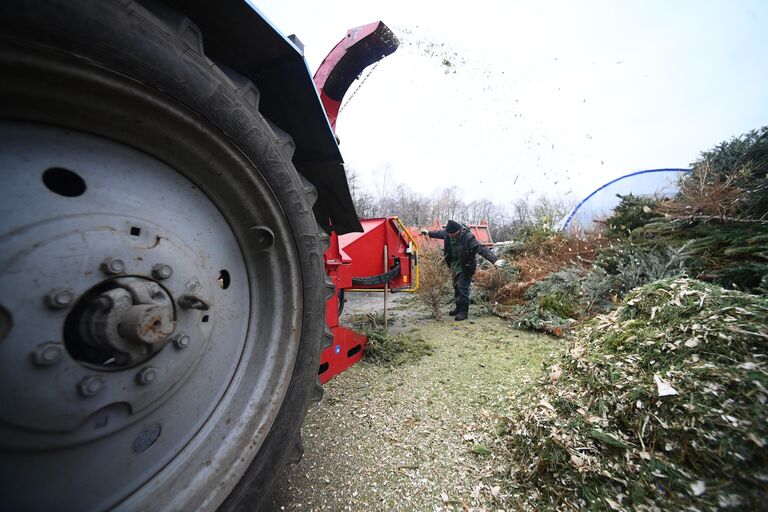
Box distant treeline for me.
[346,168,573,242]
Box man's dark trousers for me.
[453,273,472,307]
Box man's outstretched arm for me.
[422,229,447,240]
[476,243,498,264]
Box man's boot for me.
[454,304,468,321]
[448,304,459,316]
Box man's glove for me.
[494,259,508,268]
[420,229,429,236]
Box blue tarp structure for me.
[558,168,691,232]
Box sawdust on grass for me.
[271,312,559,511]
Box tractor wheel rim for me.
[0,88,302,509]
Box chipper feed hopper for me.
[321,217,418,383]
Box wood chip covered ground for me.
[271,294,558,511]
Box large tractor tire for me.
[0,1,331,510]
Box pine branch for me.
[670,214,768,225]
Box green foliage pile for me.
[481,126,768,336]
[627,127,768,294]
[494,278,768,510]
[689,126,768,219]
[363,329,433,367]
[511,267,583,333]
[604,194,663,236]
[633,218,768,293]
[600,127,768,295]
[505,240,694,334]
[580,242,693,313]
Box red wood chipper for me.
[313,22,418,383]
[320,217,419,383]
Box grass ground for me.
[271,299,560,511]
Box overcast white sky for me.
[255,0,768,207]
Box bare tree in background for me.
[466,199,496,224]
[512,197,532,226]
[373,163,394,217]
[531,195,572,228]
[346,165,377,218]
[506,195,574,233]
[431,186,465,223]
[391,183,431,226]
[489,210,516,241]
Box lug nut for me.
[173,334,190,350]
[45,288,75,309]
[136,367,157,385]
[78,376,105,397]
[101,257,126,276]
[46,288,75,309]
[151,263,173,280]
[33,342,65,366]
[177,293,211,311]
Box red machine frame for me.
[320,217,418,383]
[313,24,410,383]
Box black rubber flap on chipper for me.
[351,259,401,287]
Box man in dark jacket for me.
[421,220,506,321]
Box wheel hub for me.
[66,276,176,369]
[0,123,248,446]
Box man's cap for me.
[446,220,461,233]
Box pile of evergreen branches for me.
[477,126,768,334]
[492,279,768,510]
